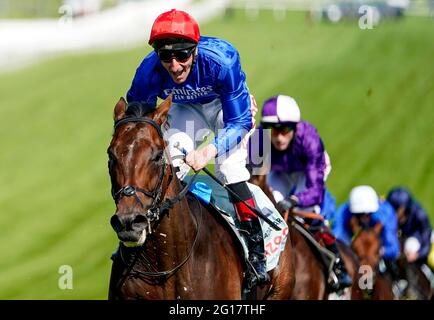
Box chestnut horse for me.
[350,217,394,299]
[249,174,362,299]
[107,97,295,300]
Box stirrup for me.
[247,270,270,288]
[246,259,270,287]
[257,272,271,285]
[328,272,339,289]
[392,279,408,298]
[328,261,352,290]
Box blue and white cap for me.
[261,95,301,125]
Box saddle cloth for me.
[185,174,288,272]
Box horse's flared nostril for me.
[132,214,147,225]
[111,213,147,234]
[110,214,124,233]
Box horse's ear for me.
[114,97,127,121]
[152,95,172,125]
[373,222,383,236]
[349,216,360,234]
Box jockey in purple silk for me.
[250,94,352,290]
[126,9,270,286]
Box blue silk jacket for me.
[126,36,252,156]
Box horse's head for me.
[350,216,383,270]
[108,96,172,247]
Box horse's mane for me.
[125,101,155,118]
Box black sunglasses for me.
[157,46,196,63]
[263,123,296,133]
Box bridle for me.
[112,116,173,234]
[111,115,201,280]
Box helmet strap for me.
[191,47,198,70]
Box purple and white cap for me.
[261,95,301,124]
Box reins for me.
[119,194,202,280]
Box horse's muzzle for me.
[110,212,148,243]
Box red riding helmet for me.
[148,9,200,45]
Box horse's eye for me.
[107,152,117,167]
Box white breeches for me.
[267,171,321,213]
[266,149,332,213]
[164,99,251,184]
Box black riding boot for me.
[326,242,352,290]
[241,218,271,287]
[228,182,270,287]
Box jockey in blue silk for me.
[333,185,401,279]
[322,190,337,223]
[126,9,270,286]
[386,187,434,286]
[126,37,252,156]
[249,94,352,290]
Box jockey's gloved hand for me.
[277,196,299,213]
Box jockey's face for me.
[358,213,372,228]
[160,47,197,84]
[271,127,294,151]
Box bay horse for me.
[397,234,433,300]
[107,97,295,300]
[249,175,362,299]
[350,217,394,299]
[400,260,433,299]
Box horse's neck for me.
[127,175,245,299]
[144,178,196,268]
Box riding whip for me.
[174,143,281,231]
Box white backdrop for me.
[0,0,231,72]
